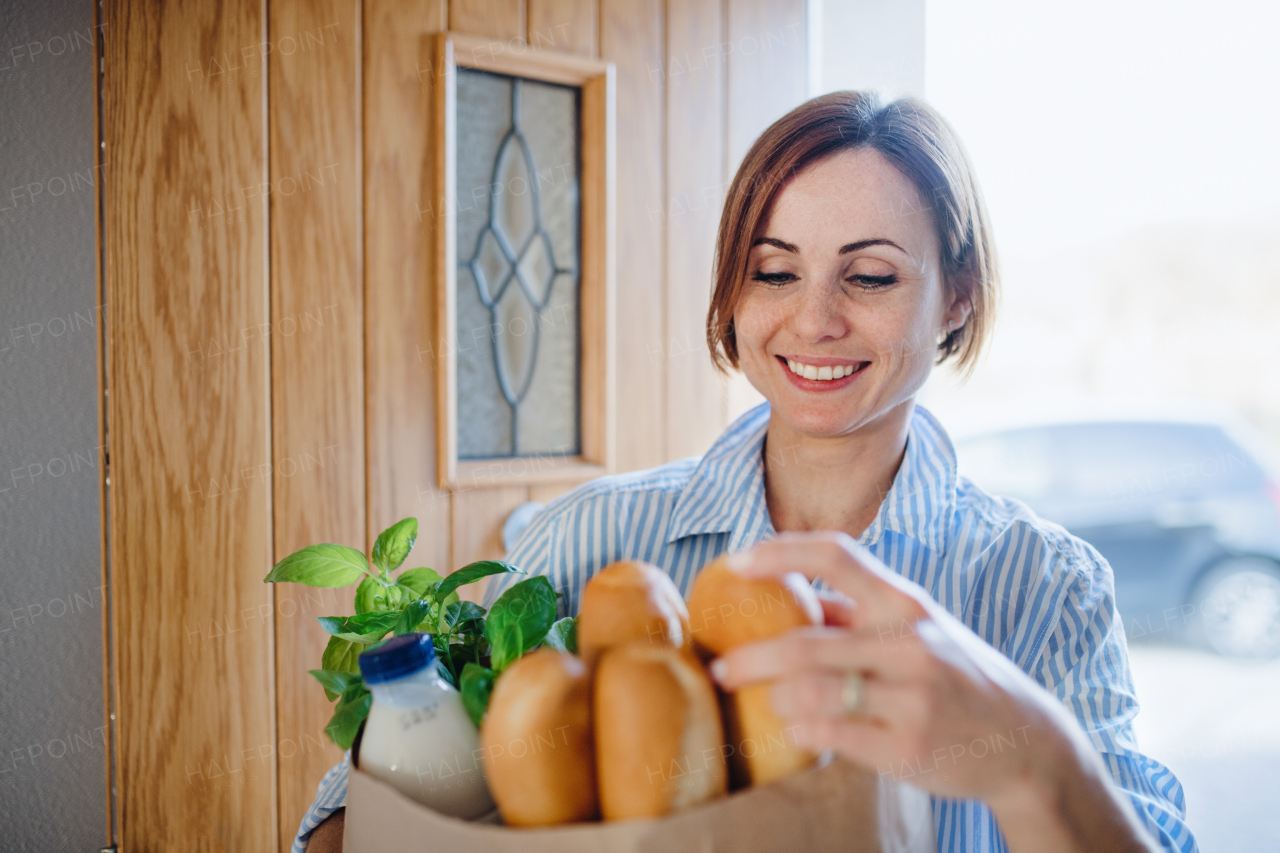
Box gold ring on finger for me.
[839,672,865,716]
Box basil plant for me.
[264,517,575,749]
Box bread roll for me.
[480,649,598,826]
[577,560,692,665]
[687,555,823,788]
[687,556,823,655]
[594,642,727,820]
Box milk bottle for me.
[357,633,496,819]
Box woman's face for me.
[733,147,968,439]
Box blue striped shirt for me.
[294,402,1197,853]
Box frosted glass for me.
[455,67,581,459]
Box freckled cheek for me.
[861,305,932,363]
[732,301,784,362]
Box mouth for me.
[776,355,870,389]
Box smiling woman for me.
[708,92,997,381]
[297,91,1196,853]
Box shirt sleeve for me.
[483,498,560,608]
[291,752,350,853]
[1032,543,1198,853]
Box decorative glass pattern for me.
[456,68,581,459]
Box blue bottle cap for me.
[358,632,436,685]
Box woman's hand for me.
[709,532,1160,853]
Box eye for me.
[750,271,798,286]
[846,274,897,291]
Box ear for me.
[941,284,972,334]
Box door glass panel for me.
[455,67,581,459]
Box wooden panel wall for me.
[451,0,525,41]
[602,0,667,472]
[103,0,807,848]
[103,1,277,850]
[268,2,366,849]
[529,0,599,56]
[362,0,451,586]
[665,0,728,460]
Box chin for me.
[770,394,872,438]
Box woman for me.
[297,92,1196,853]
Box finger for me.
[768,671,886,722]
[728,533,927,625]
[709,626,921,689]
[787,714,900,773]
[817,590,856,627]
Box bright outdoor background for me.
[916,1,1280,850]
[719,3,1280,847]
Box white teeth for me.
[786,360,861,381]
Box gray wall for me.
[0,0,109,849]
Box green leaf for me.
[395,567,444,597]
[543,616,578,654]
[394,599,433,636]
[440,600,487,636]
[308,669,363,701]
[432,634,457,686]
[320,636,365,699]
[435,560,520,600]
[264,544,370,588]
[325,682,372,750]
[354,576,381,614]
[485,576,557,672]
[317,611,402,645]
[325,631,389,644]
[449,641,483,671]
[459,663,496,727]
[354,576,405,614]
[372,518,418,574]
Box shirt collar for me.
[665,402,957,554]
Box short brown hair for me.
[706,91,999,377]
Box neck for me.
[762,399,914,539]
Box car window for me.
[1054,422,1264,506]
[956,421,1267,517]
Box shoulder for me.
[954,473,1110,584]
[949,474,1118,666]
[494,456,705,609]
[535,456,701,521]
[504,456,701,557]
[913,404,1108,587]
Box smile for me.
[782,358,868,382]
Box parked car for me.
[953,405,1280,658]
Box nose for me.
[789,279,849,344]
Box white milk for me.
[357,636,495,819]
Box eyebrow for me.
[750,237,909,256]
[839,238,908,256]
[751,237,799,253]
